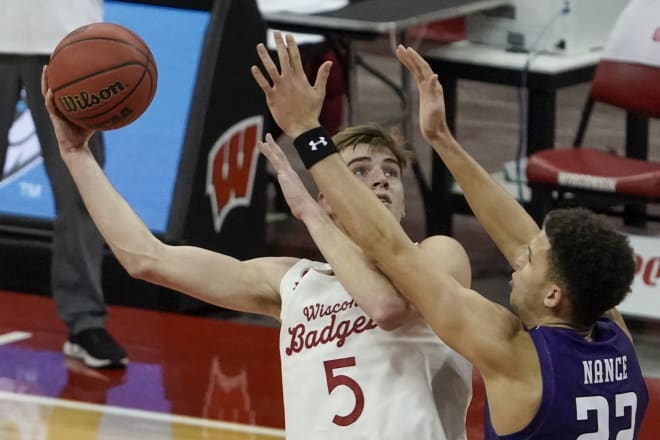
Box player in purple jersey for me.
[252,33,649,438]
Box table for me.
[262,0,511,140]
[423,41,602,235]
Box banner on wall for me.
[165,0,271,259]
[0,2,209,231]
[619,233,660,321]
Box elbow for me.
[368,298,410,331]
[113,241,162,282]
[123,255,155,280]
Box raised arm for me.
[251,34,523,368]
[259,134,415,329]
[42,66,290,319]
[395,46,540,267]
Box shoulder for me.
[245,256,301,286]
[418,235,466,254]
[418,235,471,288]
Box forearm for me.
[301,205,411,329]
[308,153,412,261]
[62,147,160,274]
[432,133,540,266]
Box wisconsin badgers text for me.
[284,300,378,356]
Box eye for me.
[352,166,366,176]
[383,167,400,178]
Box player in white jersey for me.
[261,122,472,438]
[280,259,471,438]
[41,59,472,437]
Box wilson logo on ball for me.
[57,81,128,113]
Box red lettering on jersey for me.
[653,27,660,42]
[303,300,359,321]
[285,314,378,356]
[206,116,263,232]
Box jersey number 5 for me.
[576,392,638,439]
[324,357,365,426]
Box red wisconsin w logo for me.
[206,116,263,232]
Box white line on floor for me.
[0,331,32,345]
[0,391,285,437]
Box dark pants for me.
[0,54,107,334]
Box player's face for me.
[509,231,554,323]
[339,143,406,222]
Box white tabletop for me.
[425,40,603,74]
[263,0,511,35]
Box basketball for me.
[47,22,158,131]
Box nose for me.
[369,168,389,188]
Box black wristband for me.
[293,126,337,169]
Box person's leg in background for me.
[20,55,126,369]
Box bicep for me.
[418,235,471,288]
[142,244,292,318]
[375,242,522,368]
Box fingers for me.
[396,45,422,82]
[313,61,333,94]
[284,33,303,75]
[253,32,305,92]
[396,45,434,84]
[41,66,58,116]
[406,46,434,78]
[251,65,272,96]
[41,65,48,97]
[265,133,288,164]
[256,42,280,83]
[273,31,291,75]
[259,133,286,167]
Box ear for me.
[317,192,334,217]
[543,283,565,308]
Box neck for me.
[534,320,594,340]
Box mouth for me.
[376,194,392,205]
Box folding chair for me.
[525,0,660,225]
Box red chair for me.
[526,1,660,225]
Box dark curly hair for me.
[332,124,410,170]
[543,207,635,329]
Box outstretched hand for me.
[251,32,332,139]
[41,65,95,154]
[258,133,323,220]
[395,46,452,145]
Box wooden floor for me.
[0,290,659,439]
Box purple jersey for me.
[484,318,648,439]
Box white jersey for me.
[0,0,103,54]
[279,259,472,440]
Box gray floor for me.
[256,36,660,378]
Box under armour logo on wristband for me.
[294,127,337,169]
[308,137,328,151]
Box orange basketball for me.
[47,22,158,131]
